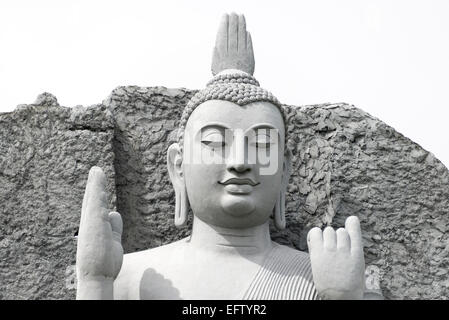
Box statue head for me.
[167,13,291,230]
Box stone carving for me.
[76,13,369,300]
[1,16,448,301]
[211,13,255,76]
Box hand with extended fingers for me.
[307,216,366,300]
[76,166,123,299]
[212,12,255,75]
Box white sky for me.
[1,0,448,168]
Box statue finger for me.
[80,169,95,229]
[80,178,89,229]
[246,32,255,75]
[237,14,247,51]
[323,226,337,251]
[336,228,350,252]
[247,32,253,53]
[211,47,220,75]
[345,216,363,254]
[228,12,239,52]
[83,166,109,223]
[109,211,123,243]
[307,227,323,251]
[216,13,229,54]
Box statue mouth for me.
[218,178,260,186]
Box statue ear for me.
[274,148,292,230]
[167,143,189,227]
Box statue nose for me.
[227,133,251,173]
[227,161,251,173]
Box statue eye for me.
[254,134,271,148]
[201,130,226,148]
[249,129,276,149]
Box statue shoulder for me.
[269,242,313,276]
[113,237,189,299]
[272,242,311,260]
[243,242,317,299]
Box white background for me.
[0,0,448,168]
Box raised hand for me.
[76,166,123,299]
[307,216,366,300]
[211,13,255,75]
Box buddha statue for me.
[76,13,367,300]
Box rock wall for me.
[281,103,449,299]
[0,87,448,299]
[0,94,116,300]
[106,86,195,253]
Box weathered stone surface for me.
[106,88,449,299]
[104,86,196,253]
[1,88,448,300]
[277,103,449,299]
[0,93,116,300]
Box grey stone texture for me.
[277,103,449,299]
[105,86,194,253]
[1,87,448,299]
[0,93,116,299]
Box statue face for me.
[182,100,287,229]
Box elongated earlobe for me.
[274,148,291,230]
[175,183,189,227]
[167,143,190,228]
[274,191,286,230]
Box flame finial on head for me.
[211,13,255,76]
[178,13,286,150]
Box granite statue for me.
[76,13,368,300]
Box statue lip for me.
[218,178,259,186]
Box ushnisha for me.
[76,13,369,300]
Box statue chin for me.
[220,195,255,217]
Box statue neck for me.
[189,216,273,256]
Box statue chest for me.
[130,252,264,300]
[115,243,317,300]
